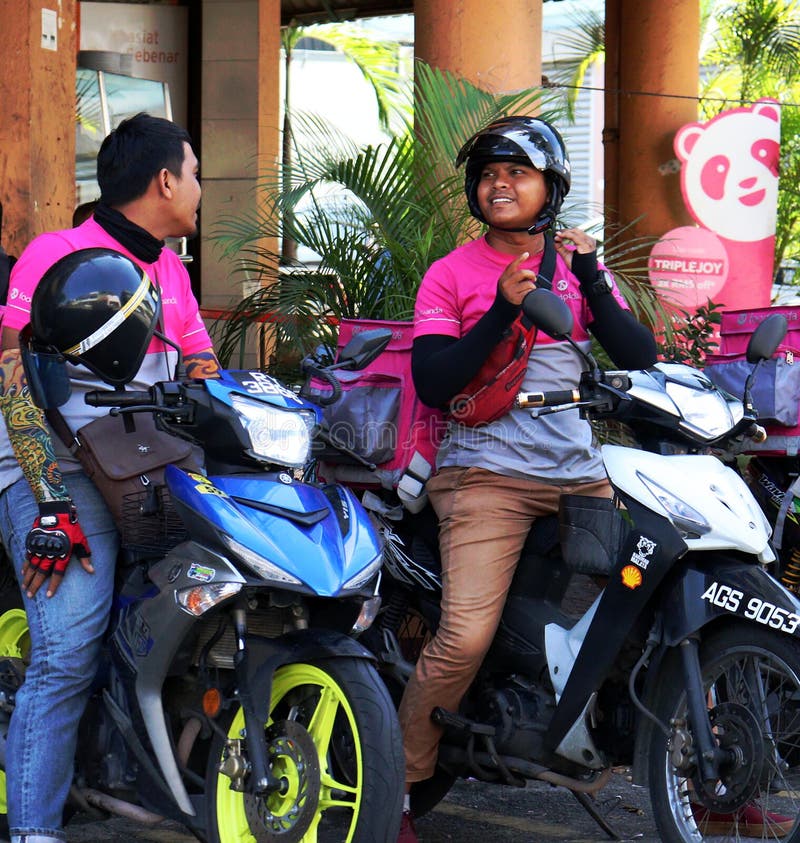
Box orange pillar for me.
[415,0,542,94]
[605,0,699,241]
[0,0,76,257]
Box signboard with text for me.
[79,2,188,128]
[648,99,781,313]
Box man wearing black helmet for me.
[396,116,657,842]
[0,113,219,843]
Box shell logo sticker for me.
[621,565,643,590]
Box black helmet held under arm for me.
[30,248,160,387]
[456,115,571,235]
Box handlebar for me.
[515,389,580,410]
[85,389,153,408]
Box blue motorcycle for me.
[0,331,403,842]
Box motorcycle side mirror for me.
[336,328,393,370]
[746,313,787,364]
[521,288,575,339]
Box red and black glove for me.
[25,500,91,579]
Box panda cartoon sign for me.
[648,99,780,312]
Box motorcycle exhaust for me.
[79,788,166,826]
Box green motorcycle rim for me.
[0,609,30,817]
[215,662,364,843]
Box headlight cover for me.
[231,394,316,467]
[221,533,303,586]
[342,552,384,591]
[664,379,737,439]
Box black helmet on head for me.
[456,115,571,234]
[30,248,160,387]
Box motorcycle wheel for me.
[0,609,30,838]
[648,624,800,842]
[205,657,403,843]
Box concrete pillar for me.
[415,0,542,94]
[0,0,76,256]
[199,0,280,366]
[605,0,699,242]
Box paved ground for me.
[51,769,660,842]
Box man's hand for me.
[554,228,601,293]
[24,501,93,598]
[497,252,538,306]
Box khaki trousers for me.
[397,466,612,783]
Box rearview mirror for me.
[746,313,787,364]
[337,328,393,370]
[521,288,574,339]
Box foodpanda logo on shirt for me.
[161,296,178,305]
[9,289,31,303]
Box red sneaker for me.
[692,802,795,838]
[397,809,419,843]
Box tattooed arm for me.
[0,327,93,598]
[0,328,69,503]
[184,348,221,379]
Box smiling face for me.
[476,160,548,231]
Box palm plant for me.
[213,62,542,369]
[212,61,668,375]
[280,22,409,263]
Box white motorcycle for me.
[346,291,800,842]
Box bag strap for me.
[535,231,557,291]
[45,407,80,454]
[520,233,556,333]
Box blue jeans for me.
[0,472,119,840]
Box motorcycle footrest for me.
[432,706,495,737]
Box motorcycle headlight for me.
[221,534,303,586]
[230,394,316,467]
[342,553,384,591]
[664,380,738,439]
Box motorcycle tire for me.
[648,623,800,842]
[205,657,403,843]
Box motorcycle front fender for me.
[246,628,376,725]
[660,554,800,645]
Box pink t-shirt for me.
[414,235,627,344]
[4,217,211,356]
[0,219,213,488]
[413,236,628,484]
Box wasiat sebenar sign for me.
[648,98,781,312]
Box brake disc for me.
[243,719,321,843]
[692,701,764,812]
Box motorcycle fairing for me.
[602,445,773,556]
[208,369,323,421]
[165,465,382,596]
[110,543,246,816]
[544,500,686,758]
[659,555,800,645]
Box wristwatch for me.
[588,269,614,296]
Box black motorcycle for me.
[306,292,800,843]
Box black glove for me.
[25,500,91,580]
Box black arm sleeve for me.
[411,292,519,408]
[585,292,658,370]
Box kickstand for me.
[570,790,623,840]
